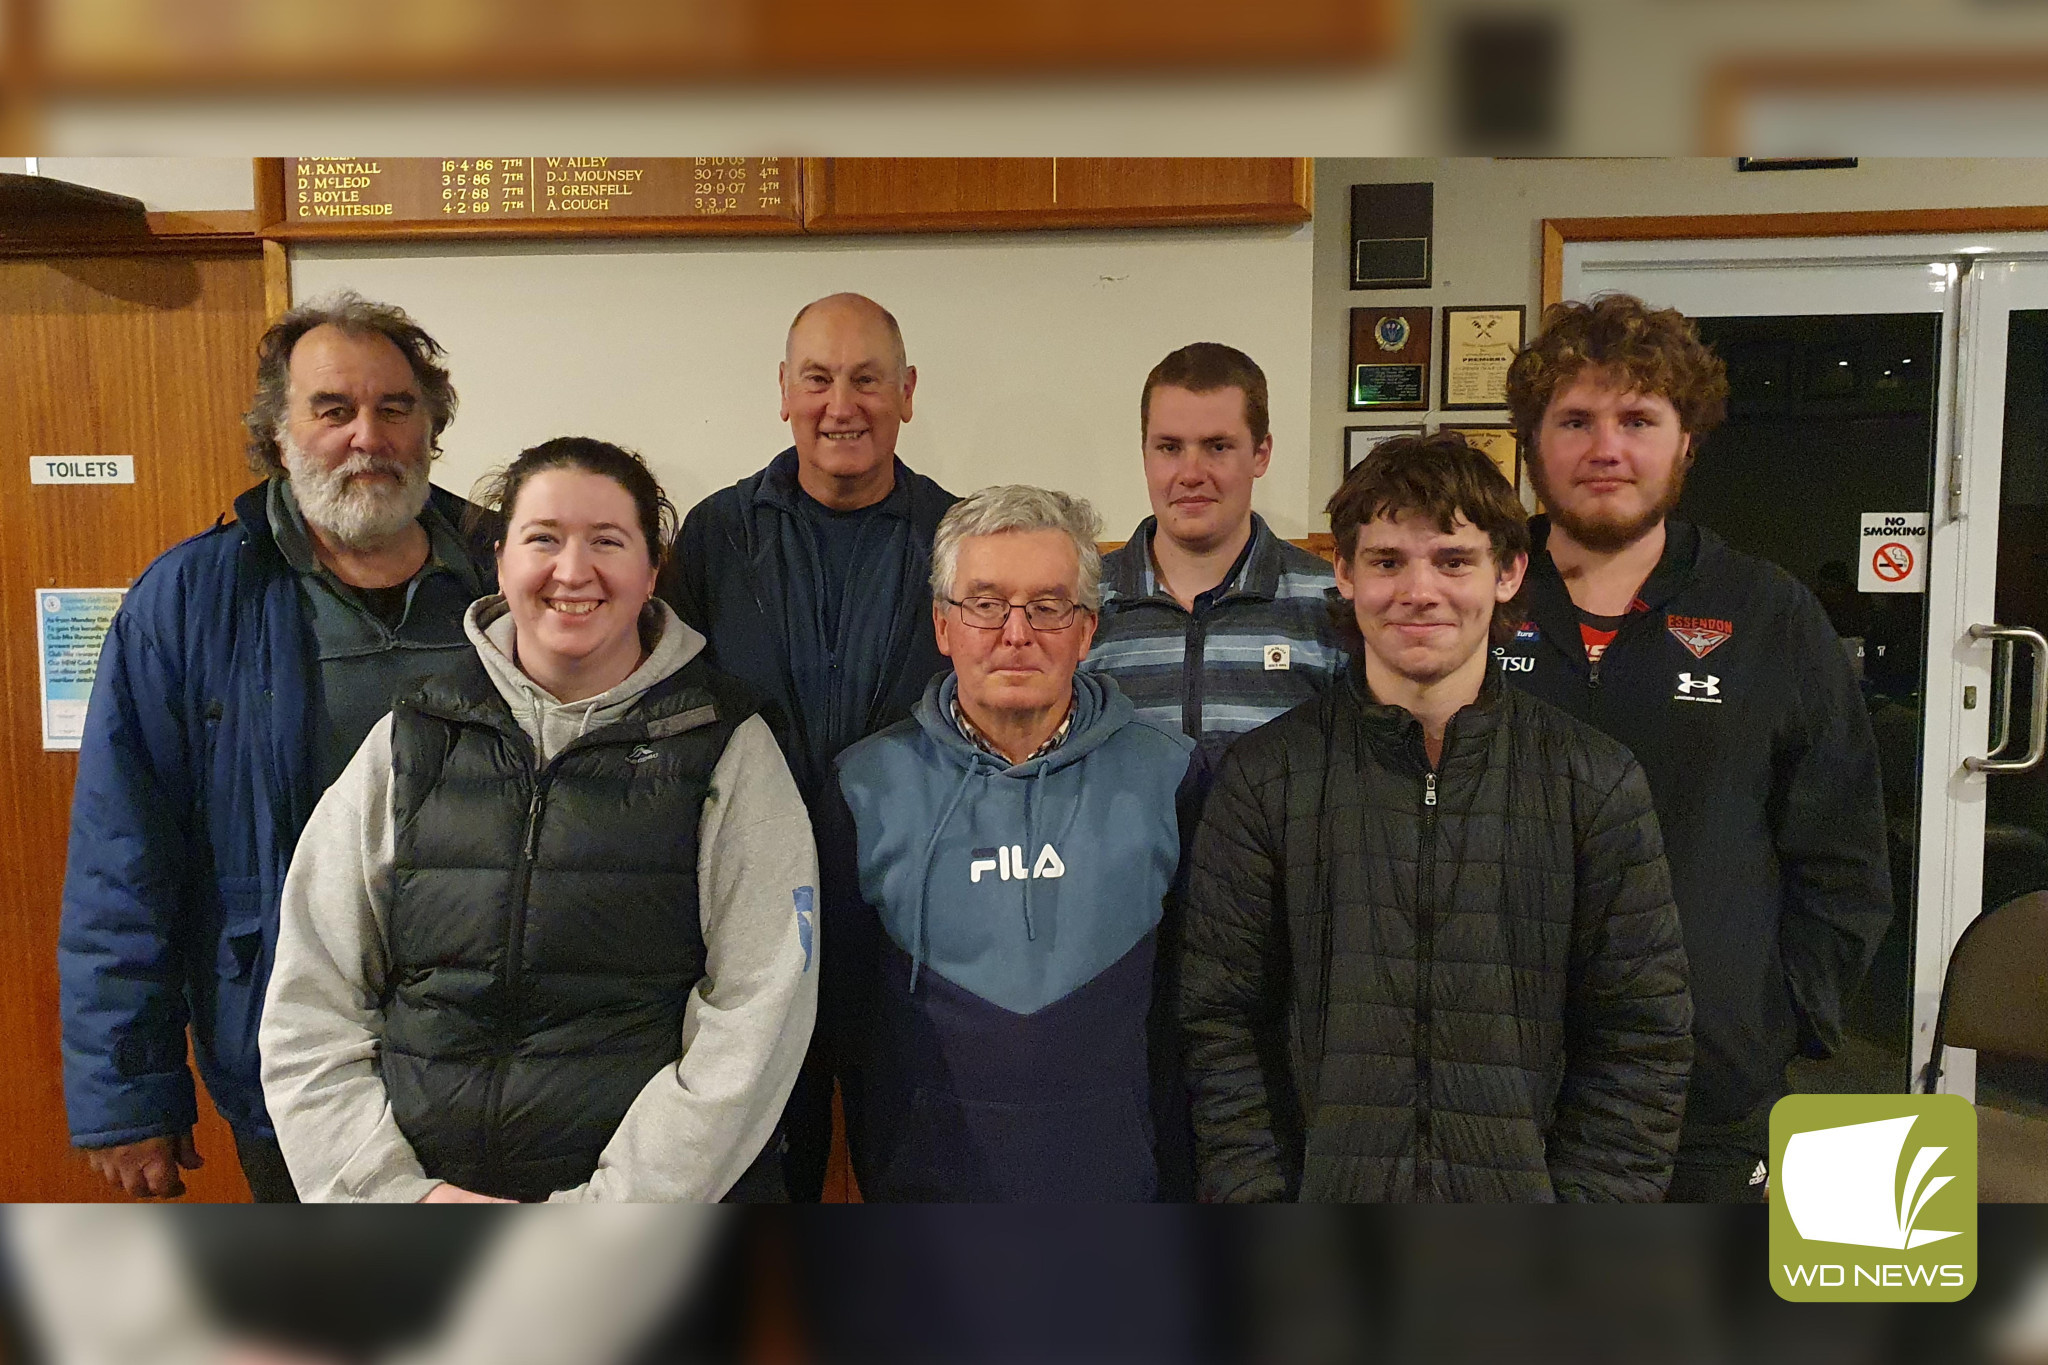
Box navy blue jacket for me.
[1496,517,1891,1135]
[835,672,1195,1201]
[57,483,496,1146]
[662,448,956,806]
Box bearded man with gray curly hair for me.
[58,291,498,1202]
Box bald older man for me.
[664,292,957,1200]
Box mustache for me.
[329,452,413,482]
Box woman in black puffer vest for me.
[261,438,818,1202]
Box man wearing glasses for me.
[825,485,1197,1200]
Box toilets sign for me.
[1858,513,1928,594]
[29,456,133,485]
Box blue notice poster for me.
[37,589,125,751]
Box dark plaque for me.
[1349,181,1433,289]
[1350,307,1432,411]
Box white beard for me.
[281,432,432,550]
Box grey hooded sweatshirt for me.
[261,596,818,1202]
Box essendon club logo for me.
[1668,614,1733,660]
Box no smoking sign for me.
[1859,512,1928,594]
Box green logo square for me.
[1769,1094,1976,1302]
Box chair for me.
[1921,890,2048,1202]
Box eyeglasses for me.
[944,596,1090,631]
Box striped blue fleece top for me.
[1083,513,1345,759]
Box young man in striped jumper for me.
[1084,343,1345,767]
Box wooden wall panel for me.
[803,158,1058,231]
[0,249,266,1200]
[804,157,1311,233]
[1053,157,1311,221]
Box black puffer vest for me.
[383,650,755,1201]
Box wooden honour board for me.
[257,157,802,239]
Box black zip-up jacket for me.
[660,448,957,808]
[1180,671,1692,1202]
[1496,517,1892,1137]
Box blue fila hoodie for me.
[835,669,1195,1201]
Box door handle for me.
[1987,635,2015,759]
[1965,623,2048,773]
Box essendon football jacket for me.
[1495,517,1893,1141]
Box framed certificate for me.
[1440,305,1525,410]
[1437,423,1521,488]
[1349,307,1432,411]
[1344,424,1425,474]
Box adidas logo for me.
[1750,1160,1768,1187]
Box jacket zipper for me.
[467,705,721,1193]
[1413,760,1439,1199]
[481,771,551,1191]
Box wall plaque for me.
[1441,305,1525,410]
[1344,424,1425,474]
[261,158,802,237]
[1349,181,1433,289]
[1350,307,1432,411]
[1438,423,1521,489]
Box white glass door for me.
[1561,234,2043,1102]
[1938,257,2048,1107]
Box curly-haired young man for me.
[1493,293,1892,1203]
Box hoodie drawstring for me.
[909,763,977,995]
[1020,768,1041,943]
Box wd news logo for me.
[1770,1094,1976,1302]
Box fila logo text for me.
[969,844,1067,883]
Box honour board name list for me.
[286,158,795,225]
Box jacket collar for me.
[914,668,1135,775]
[1106,512,1288,607]
[1336,658,1506,770]
[233,481,286,570]
[1526,514,1705,616]
[753,446,917,523]
[232,479,498,594]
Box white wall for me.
[293,223,1317,537]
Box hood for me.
[464,595,707,763]
[889,667,1149,990]
[910,668,1136,777]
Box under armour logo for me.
[1676,673,1721,697]
[969,843,1066,883]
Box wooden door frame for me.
[0,208,285,319]
[1541,206,2048,311]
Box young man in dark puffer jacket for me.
[1180,432,1693,1202]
